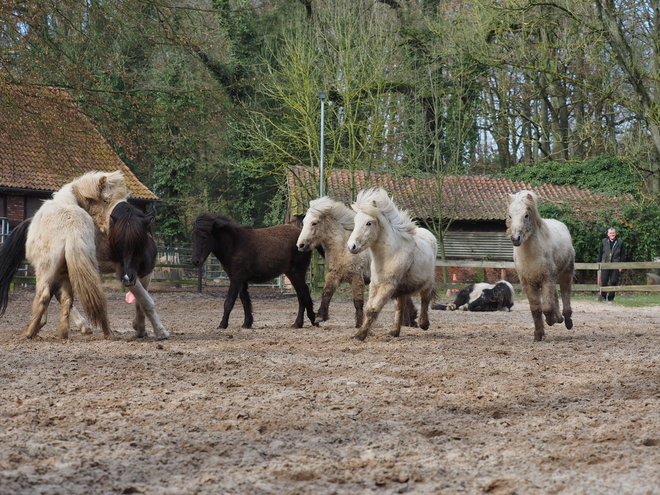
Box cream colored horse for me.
[297,196,419,328]
[22,172,124,339]
[507,190,574,341]
[347,188,437,341]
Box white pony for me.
[507,190,574,341]
[347,188,437,341]
[297,197,420,328]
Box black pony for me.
[101,201,170,339]
[191,213,317,329]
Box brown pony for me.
[191,213,317,329]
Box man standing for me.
[598,227,625,302]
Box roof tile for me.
[0,84,157,201]
[287,166,633,221]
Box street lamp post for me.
[319,92,326,198]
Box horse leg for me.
[558,269,573,330]
[287,271,316,328]
[54,290,93,335]
[316,272,341,324]
[402,296,418,328]
[523,281,545,341]
[238,282,253,329]
[22,280,53,339]
[220,280,242,329]
[418,286,433,331]
[56,281,74,339]
[132,277,170,339]
[389,296,406,337]
[355,284,394,341]
[350,274,365,328]
[542,280,563,327]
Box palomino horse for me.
[347,188,437,341]
[507,190,574,341]
[0,171,123,339]
[296,196,418,328]
[191,213,317,329]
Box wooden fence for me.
[6,243,660,295]
[435,259,660,294]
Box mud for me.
[1,287,659,494]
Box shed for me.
[286,166,635,261]
[0,84,157,235]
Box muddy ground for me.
[0,286,659,495]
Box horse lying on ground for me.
[432,280,514,312]
[0,171,122,339]
[296,196,418,328]
[191,213,317,329]
[347,188,437,341]
[508,190,574,341]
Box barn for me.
[286,165,634,262]
[0,84,157,239]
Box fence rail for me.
[435,259,660,293]
[5,239,660,295]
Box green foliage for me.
[501,156,642,197]
[537,201,660,263]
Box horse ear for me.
[213,216,231,230]
[98,176,107,194]
[507,193,515,204]
[145,212,155,225]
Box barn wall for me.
[442,231,513,261]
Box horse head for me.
[70,171,128,234]
[191,213,235,266]
[297,211,321,252]
[347,208,379,254]
[507,190,541,247]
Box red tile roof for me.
[287,166,634,221]
[0,84,157,201]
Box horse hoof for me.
[565,318,573,330]
[534,332,545,341]
[353,332,367,341]
[218,323,229,330]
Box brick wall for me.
[6,195,25,223]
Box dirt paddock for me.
[1,287,660,494]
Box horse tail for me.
[0,218,32,316]
[65,237,109,332]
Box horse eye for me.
[311,221,318,226]
[525,214,529,218]
[366,221,372,226]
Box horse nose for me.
[510,235,522,247]
[297,242,308,252]
[122,274,136,287]
[347,241,360,254]
[191,258,200,267]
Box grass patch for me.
[573,292,660,307]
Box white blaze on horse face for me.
[347,211,377,254]
[508,199,531,247]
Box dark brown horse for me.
[191,213,317,329]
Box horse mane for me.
[353,188,417,235]
[308,197,355,231]
[193,213,247,233]
[107,202,156,273]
